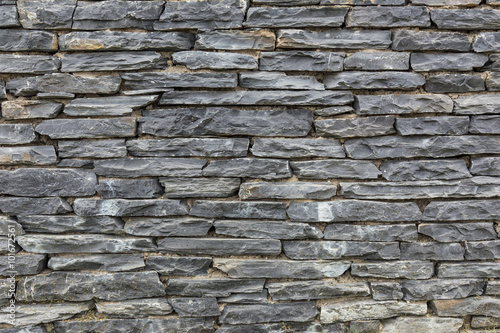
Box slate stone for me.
[392,30,470,51]
[371,282,403,301]
[0,326,47,333]
[245,7,348,28]
[425,74,485,93]
[216,322,348,333]
[438,263,500,278]
[401,242,464,261]
[57,159,94,169]
[0,124,36,145]
[146,256,211,276]
[351,261,434,279]
[63,96,157,117]
[254,0,319,4]
[219,302,318,324]
[419,223,497,242]
[139,108,312,137]
[202,158,291,179]
[465,240,500,260]
[486,281,500,295]
[423,199,500,221]
[347,7,430,27]
[0,81,5,99]
[266,281,370,301]
[169,297,220,317]
[73,199,188,217]
[0,5,18,27]
[431,297,500,317]
[324,224,417,242]
[288,200,421,222]
[214,220,323,239]
[380,159,471,181]
[173,51,257,70]
[17,234,156,253]
[213,259,350,279]
[251,138,346,158]
[96,179,163,199]
[0,29,56,51]
[94,158,206,177]
[48,254,145,272]
[487,73,500,91]
[0,55,59,74]
[218,291,268,304]
[470,115,500,134]
[471,157,500,176]
[381,317,464,333]
[260,51,344,72]
[160,178,240,198]
[195,30,275,51]
[276,29,392,49]
[61,51,166,72]
[314,105,355,115]
[324,72,425,90]
[323,0,404,3]
[97,298,173,318]
[122,72,236,90]
[283,241,400,260]
[473,32,500,52]
[17,215,124,234]
[58,140,126,158]
[0,216,24,236]
[157,238,282,256]
[354,94,453,115]
[431,9,500,29]
[166,278,265,297]
[0,168,96,197]
[471,316,500,329]
[1,100,62,119]
[402,279,485,301]
[316,116,395,138]
[0,146,56,165]
[345,135,500,159]
[0,254,45,276]
[123,217,212,237]
[191,201,287,220]
[344,52,409,71]
[17,0,75,29]
[321,300,427,323]
[7,73,121,96]
[397,116,469,135]
[290,159,380,179]
[37,92,74,98]
[239,182,336,200]
[411,53,488,71]
[0,197,72,215]
[239,72,324,90]
[154,0,246,30]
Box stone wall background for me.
[0,0,499,332]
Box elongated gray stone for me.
[169,297,220,317]
[402,279,485,301]
[0,55,59,74]
[486,281,500,295]
[61,51,165,72]
[431,9,500,29]
[425,74,485,93]
[396,116,469,136]
[1,100,62,119]
[96,179,163,199]
[0,146,56,165]
[290,159,380,179]
[401,242,464,261]
[166,278,265,297]
[158,238,281,256]
[352,261,434,279]
[431,297,500,317]
[139,108,312,137]
[344,52,409,71]
[94,158,206,177]
[0,216,24,236]
[355,94,453,115]
[288,200,421,222]
[64,96,157,117]
[277,29,392,49]
[245,7,347,28]
[418,223,497,242]
[371,282,403,300]
[324,224,417,242]
[240,182,336,200]
[220,302,318,324]
[470,115,500,134]
[0,197,72,215]
[471,157,500,176]
[0,124,36,145]
[17,215,124,234]
[73,199,188,217]
[48,254,145,272]
[218,291,268,304]
[260,51,344,72]
[474,32,500,52]
[325,72,425,90]
[17,234,156,253]
[146,256,211,276]
[0,254,45,276]
[411,53,488,71]
[203,158,291,179]
[195,30,275,50]
[347,7,430,27]
[216,322,347,333]
[0,326,48,333]
[392,30,470,51]
[0,5,18,27]
[240,72,324,90]
[454,95,500,115]
[191,201,287,220]
[0,29,56,51]
[266,281,370,301]
[97,298,173,318]
[471,316,500,328]
[381,317,463,333]
[487,72,500,91]
[58,139,126,158]
[0,168,96,197]
[214,220,323,239]
[423,199,500,221]
[213,259,350,279]
[438,263,500,278]
[17,0,76,29]
[323,0,404,3]
[57,159,94,169]
[122,72,236,90]
[160,178,240,198]
[251,138,345,158]
[283,241,400,260]
[465,240,500,260]
[124,217,212,237]
[380,159,471,181]
[173,51,257,70]
[316,116,395,138]
[254,0,319,3]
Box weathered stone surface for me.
[254,0,319,4]
[486,281,500,295]
[351,321,381,333]
[218,291,268,304]
[419,223,496,242]
[146,256,211,276]
[465,240,500,260]
[474,32,500,52]
[431,9,500,29]
[411,53,488,71]
[0,168,96,197]
[0,81,5,99]
[96,179,163,199]
[173,51,257,70]
[470,115,500,134]
[392,30,470,51]
[74,199,188,217]
[381,317,463,333]
[220,302,318,324]
[57,159,94,169]
[0,254,45,276]
[425,74,485,93]
[0,326,48,333]
[325,72,425,90]
[321,300,427,323]
[283,241,400,260]
[316,116,395,138]
[324,224,417,242]
[0,5,18,27]
[214,220,323,239]
[240,72,324,90]
[401,243,464,261]
[17,0,75,29]
[169,297,220,317]
[239,182,336,200]
[158,238,281,256]
[347,7,430,27]
[431,297,500,317]
[438,263,500,278]
[413,0,479,4]
[290,160,380,179]
[124,217,212,237]
[380,159,471,181]
[402,279,485,301]
[64,96,157,117]
[288,200,421,222]
[396,116,469,136]
[203,158,291,179]
[189,201,287,219]
[17,215,123,234]
[352,261,434,279]
[471,316,500,329]
[345,135,500,159]
[58,139,126,158]
[423,199,500,221]
[166,278,264,297]
[323,0,404,3]
[139,108,312,137]
[471,157,500,176]
[97,298,173,318]
[245,7,347,28]
[0,29,56,51]
[355,94,453,115]
[94,158,206,177]
[7,73,121,96]
[122,72,236,90]
[251,138,345,158]
[0,146,56,165]
[0,124,36,145]
[487,72,500,91]
[277,29,392,49]
[266,281,370,301]
[0,55,59,74]
[195,30,275,50]
[1,100,62,119]
[0,197,72,215]
[371,282,403,301]
[216,322,348,333]
[344,52,409,71]
[0,216,24,236]
[48,254,145,272]
[61,51,166,72]
[160,178,240,198]
[454,95,500,115]
[260,51,344,72]
[213,259,350,279]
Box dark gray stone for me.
[347,7,430,27]
[203,158,291,179]
[431,297,500,317]
[96,298,173,318]
[323,0,404,3]
[400,243,464,261]
[0,124,36,145]
[396,116,469,135]
[94,158,206,177]
[218,291,268,304]
[471,157,500,176]
[195,30,275,50]
[245,7,347,28]
[216,322,348,333]
[169,297,220,317]
[0,55,59,74]
[380,159,471,181]
[266,281,370,301]
[158,238,281,256]
[277,29,392,49]
[220,302,318,324]
[325,71,425,90]
[57,159,94,169]
[431,9,500,29]
[418,223,497,242]
[351,261,434,279]
[0,146,56,165]
[438,263,500,278]
[122,72,236,90]
[0,81,5,99]
[0,254,45,276]
[58,140,127,158]
[473,32,500,52]
[48,254,145,272]
[73,198,189,217]
[402,279,485,301]
[239,182,336,200]
[0,216,24,236]
[0,326,47,333]
[283,241,400,260]
[355,94,453,115]
[486,281,500,295]
[344,52,409,71]
[166,278,264,297]
[381,317,463,333]
[239,72,324,90]
[96,179,164,199]
[64,96,157,117]
[371,282,403,301]
[61,51,165,72]
[290,159,380,179]
[251,138,345,158]
[260,51,344,72]
[471,316,500,329]
[160,178,240,198]
[0,29,57,51]
[487,72,500,91]
[392,30,470,51]
[214,220,323,239]
[123,217,212,237]
[423,199,500,221]
[315,107,353,117]
[324,224,417,242]
[465,240,500,260]
[316,116,395,138]
[173,51,257,70]
[0,5,18,27]
[254,0,319,4]
[411,53,488,71]
[425,74,485,93]
[17,215,124,234]
[146,256,211,276]
[1,100,62,119]
[470,115,500,134]
[0,197,72,215]
[17,0,75,29]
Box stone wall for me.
[0,0,499,332]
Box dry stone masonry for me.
[0,0,499,332]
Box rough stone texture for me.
[324,224,417,242]
[219,302,318,324]
[218,291,268,304]
[260,51,344,72]
[161,178,240,198]
[0,55,59,74]
[239,182,336,199]
[454,95,500,114]
[425,74,485,93]
[0,146,56,165]
[471,157,500,175]
[471,316,500,329]
[486,281,500,295]
[266,281,370,301]
[419,223,497,242]
[393,30,471,51]
[0,124,36,145]
[422,199,500,221]
[17,215,124,234]
[0,29,57,51]
[487,72,500,91]
[96,298,173,318]
[245,7,348,28]
[411,53,488,71]
[316,116,395,138]
[465,240,500,260]
[158,238,281,256]
[95,179,163,199]
[203,158,291,179]
[355,94,453,115]
[381,317,463,333]
[0,254,45,276]
[240,72,324,90]
[346,7,430,27]
[166,278,264,297]
[344,52,409,71]
[401,279,485,301]
[1,100,62,119]
[351,261,435,279]
[214,220,323,239]
[195,30,275,50]
[470,115,500,134]
[252,138,345,158]
[73,198,188,217]
[48,254,145,272]
[0,197,72,215]
[63,95,157,117]
[277,30,392,49]
[122,72,236,90]
[58,140,127,158]
[324,72,425,90]
[430,297,500,317]
[438,263,500,278]
[431,9,500,30]
[146,256,211,276]
[17,0,76,29]
[380,159,471,181]
[371,282,403,301]
[169,297,220,317]
[290,159,380,179]
[36,118,136,139]
[94,158,206,177]
[396,116,469,135]
[283,241,400,260]
[173,51,257,70]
